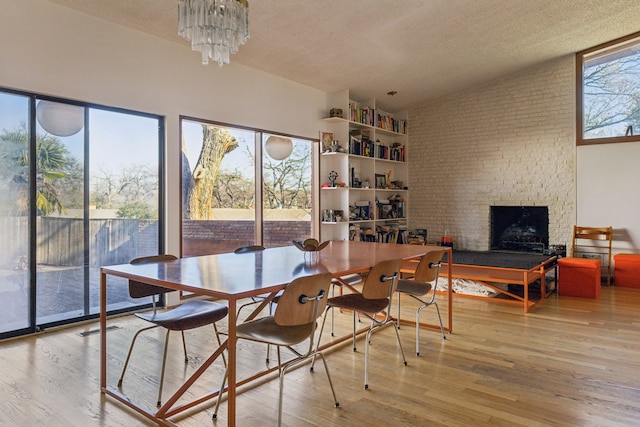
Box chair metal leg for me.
[156,329,172,407]
[364,319,407,390]
[266,301,276,364]
[391,320,408,367]
[315,352,340,409]
[213,323,227,367]
[415,300,446,356]
[117,324,158,388]
[180,330,188,362]
[212,369,228,419]
[309,306,331,372]
[278,350,340,426]
[352,311,357,351]
[433,301,446,340]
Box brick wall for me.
[408,55,576,250]
[182,220,311,255]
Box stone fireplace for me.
[490,206,549,253]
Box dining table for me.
[99,240,452,426]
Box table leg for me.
[100,270,107,391]
[227,298,237,426]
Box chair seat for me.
[236,316,315,346]
[396,279,432,297]
[137,300,228,331]
[327,293,388,314]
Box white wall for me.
[577,142,640,254]
[0,0,327,254]
[408,55,577,250]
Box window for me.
[180,117,317,256]
[578,31,640,145]
[0,88,164,339]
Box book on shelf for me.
[389,142,405,162]
[349,102,407,134]
[349,129,374,157]
[375,141,389,160]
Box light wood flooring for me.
[1,286,639,426]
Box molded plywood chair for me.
[233,245,284,363]
[313,258,407,389]
[213,272,338,426]
[572,226,613,285]
[117,254,228,408]
[395,250,447,356]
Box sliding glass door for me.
[0,92,30,335]
[0,89,164,338]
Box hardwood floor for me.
[1,286,639,426]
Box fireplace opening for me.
[490,206,548,253]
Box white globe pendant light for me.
[36,100,84,137]
[265,135,293,160]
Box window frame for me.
[577,31,640,146]
[178,115,319,256]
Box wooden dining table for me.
[99,241,452,426]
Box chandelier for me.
[178,0,250,67]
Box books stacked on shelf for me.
[375,111,408,135]
[349,102,407,134]
[389,142,405,162]
[349,102,375,127]
[375,140,388,160]
[349,130,374,157]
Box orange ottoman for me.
[558,257,601,298]
[614,254,640,288]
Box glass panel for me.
[181,121,256,255]
[88,109,161,314]
[34,100,86,324]
[33,103,161,324]
[583,36,640,139]
[262,135,313,247]
[0,92,30,334]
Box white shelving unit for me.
[320,89,408,243]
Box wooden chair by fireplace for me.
[571,226,613,285]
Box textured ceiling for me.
[46,0,640,111]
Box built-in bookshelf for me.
[320,89,408,243]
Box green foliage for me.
[116,200,156,219]
[0,125,75,216]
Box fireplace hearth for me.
[490,206,548,253]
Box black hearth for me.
[490,206,549,253]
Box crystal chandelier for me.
[178,0,250,67]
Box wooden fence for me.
[0,217,157,268]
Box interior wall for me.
[0,0,327,255]
[408,55,576,251]
[577,142,640,254]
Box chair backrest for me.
[572,226,613,284]
[274,272,332,327]
[572,226,612,256]
[413,250,446,284]
[128,254,178,299]
[234,245,265,254]
[361,258,402,300]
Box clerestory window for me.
[578,31,640,145]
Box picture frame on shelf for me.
[321,132,333,153]
[375,173,387,189]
